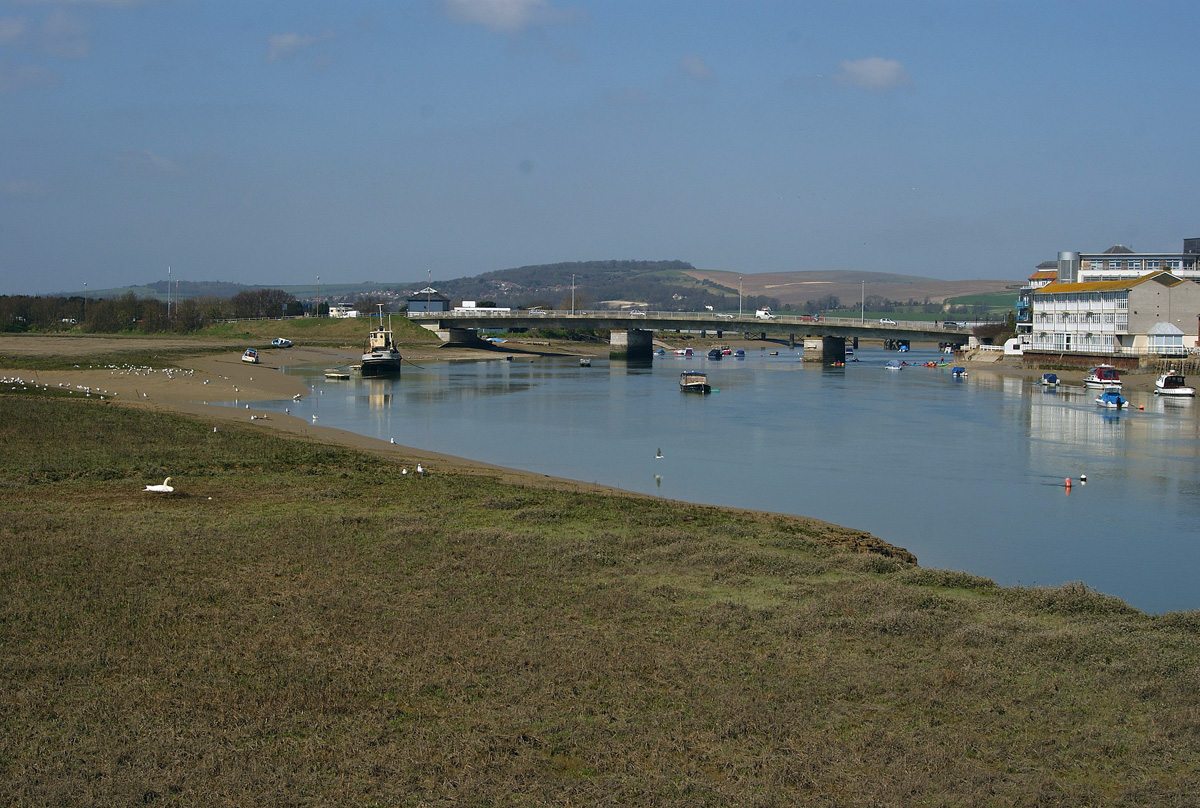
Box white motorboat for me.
[241,349,259,364]
[1154,370,1195,397]
[679,371,711,393]
[1084,364,1121,389]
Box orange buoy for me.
[1065,477,1072,488]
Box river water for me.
[251,346,1200,614]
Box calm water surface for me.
[254,346,1200,614]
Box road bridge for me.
[406,310,967,360]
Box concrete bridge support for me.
[610,328,654,361]
[802,336,847,363]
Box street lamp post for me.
[739,276,743,318]
[861,280,865,324]
[316,275,320,318]
[82,282,86,323]
[571,273,576,315]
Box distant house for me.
[407,287,451,313]
[1029,271,1200,355]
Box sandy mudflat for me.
[0,335,613,489]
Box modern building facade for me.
[1077,241,1200,283]
[1028,271,1200,355]
[406,287,451,313]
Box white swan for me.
[144,477,174,493]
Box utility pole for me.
[316,275,320,317]
[166,266,171,322]
[739,276,743,318]
[861,280,865,324]
[571,273,576,314]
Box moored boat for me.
[679,371,711,394]
[951,366,968,377]
[1039,373,1059,387]
[324,369,351,380]
[360,305,402,377]
[1154,370,1195,397]
[1095,388,1128,409]
[885,359,902,371]
[1084,364,1121,389]
[579,357,592,367]
[707,348,722,360]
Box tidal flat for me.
[2,388,1200,806]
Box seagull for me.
[416,463,424,476]
[389,437,395,444]
[311,414,318,423]
[144,477,174,493]
[402,468,408,475]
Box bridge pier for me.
[610,329,654,361]
[802,336,847,363]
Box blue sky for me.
[2,0,1197,295]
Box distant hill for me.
[685,269,1018,309]
[61,263,1019,313]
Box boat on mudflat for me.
[679,371,711,394]
[241,349,260,364]
[1084,364,1121,389]
[1154,370,1195,397]
[360,305,402,377]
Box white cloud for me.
[678,54,714,85]
[42,9,89,59]
[15,0,156,7]
[444,0,579,33]
[266,30,334,63]
[835,57,910,91]
[0,62,59,93]
[1,179,47,197]
[0,17,29,43]
[114,149,183,175]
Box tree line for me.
[0,289,313,334]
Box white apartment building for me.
[1029,271,1200,355]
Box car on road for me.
[714,312,735,319]
[629,310,647,316]
[942,321,960,329]
[527,308,547,315]
[879,318,896,325]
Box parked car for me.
[879,318,896,325]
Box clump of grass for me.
[1,395,1198,806]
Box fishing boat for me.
[707,348,722,360]
[1154,370,1195,397]
[241,349,259,364]
[360,305,402,377]
[1095,388,1128,409]
[1084,364,1121,389]
[1039,373,1059,387]
[679,371,711,394]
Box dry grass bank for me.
[2,391,1199,806]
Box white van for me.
[755,308,777,320]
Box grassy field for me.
[2,392,1199,805]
